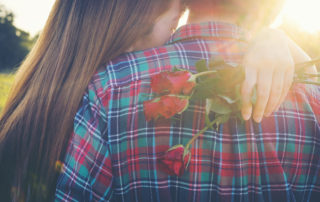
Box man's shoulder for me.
[91,21,249,92]
[93,42,208,90]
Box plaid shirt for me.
[55,22,320,202]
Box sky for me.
[281,0,320,33]
[1,0,320,36]
[1,0,54,36]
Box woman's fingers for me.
[252,70,273,123]
[241,69,257,120]
[264,70,285,116]
[274,68,294,112]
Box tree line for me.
[0,4,38,72]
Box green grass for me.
[0,73,15,113]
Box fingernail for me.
[254,116,262,123]
[243,113,251,120]
[265,112,271,117]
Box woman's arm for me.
[240,28,317,123]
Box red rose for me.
[157,145,191,176]
[143,97,162,121]
[150,72,172,94]
[143,95,189,121]
[151,71,195,95]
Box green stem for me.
[193,70,218,78]
[295,58,320,70]
[167,94,190,99]
[185,119,217,150]
[294,80,320,85]
[298,73,320,78]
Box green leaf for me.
[218,94,238,104]
[213,113,231,131]
[224,62,238,68]
[205,113,213,130]
[205,99,212,115]
[216,114,231,125]
[217,66,244,84]
[195,59,208,73]
[191,77,220,100]
[251,87,257,105]
[224,84,241,112]
[208,57,226,69]
[235,98,242,112]
[208,56,239,70]
[191,86,215,100]
[209,97,232,115]
[235,84,242,100]
[203,67,244,94]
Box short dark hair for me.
[187,0,285,27]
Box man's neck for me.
[188,13,238,26]
[188,12,262,34]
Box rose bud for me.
[151,71,196,95]
[157,145,191,176]
[143,95,189,121]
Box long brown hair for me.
[0,0,171,201]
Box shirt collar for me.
[168,21,249,44]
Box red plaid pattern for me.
[55,22,320,202]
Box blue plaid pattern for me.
[55,22,320,202]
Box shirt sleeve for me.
[55,84,113,202]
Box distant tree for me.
[0,4,35,72]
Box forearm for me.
[287,37,318,77]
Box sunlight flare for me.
[282,0,320,33]
[177,9,189,28]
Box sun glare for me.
[282,0,320,33]
[177,9,189,28]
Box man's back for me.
[55,22,320,202]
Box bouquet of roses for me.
[143,58,320,176]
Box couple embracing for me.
[0,0,319,201]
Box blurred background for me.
[0,0,320,111]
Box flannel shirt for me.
[55,22,320,202]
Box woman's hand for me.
[241,28,295,123]
[287,37,318,81]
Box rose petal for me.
[159,96,188,119]
[143,98,162,121]
[150,71,195,95]
[167,71,192,94]
[151,72,172,94]
[157,159,176,176]
[183,82,196,95]
[173,161,184,176]
[158,145,189,176]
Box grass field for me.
[0,73,14,113]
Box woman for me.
[0,0,182,201]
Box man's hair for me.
[187,0,285,27]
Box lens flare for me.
[282,0,320,33]
[177,9,189,28]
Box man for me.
[55,0,320,201]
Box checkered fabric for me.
[55,22,320,202]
